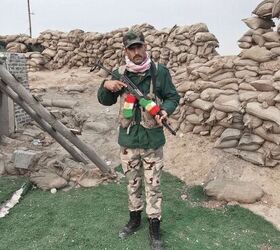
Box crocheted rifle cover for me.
[139,98,160,116]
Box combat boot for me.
[149,218,164,250]
[119,210,141,239]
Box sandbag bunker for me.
[0,23,218,74]
[2,0,280,167]
[172,0,280,167]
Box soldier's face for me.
[125,44,147,65]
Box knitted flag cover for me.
[139,98,160,116]
[123,94,137,118]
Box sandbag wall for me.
[0,23,219,74]
[238,0,280,53]
[172,0,280,167]
[173,54,280,167]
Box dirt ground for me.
[27,67,280,230]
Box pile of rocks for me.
[0,23,219,73]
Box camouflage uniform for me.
[98,58,179,222]
[97,30,179,247]
[120,146,163,219]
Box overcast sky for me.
[0,0,272,55]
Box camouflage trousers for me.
[120,146,164,219]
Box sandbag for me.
[243,113,263,129]
[263,31,280,42]
[192,125,210,134]
[270,47,280,55]
[189,23,209,35]
[233,58,259,66]
[210,72,235,82]
[206,109,227,125]
[221,83,238,91]
[246,102,280,125]
[257,91,277,105]
[200,88,229,102]
[260,60,280,72]
[238,35,253,43]
[242,17,275,30]
[216,78,239,87]
[185,114,203,124]
[191,98,213,111]
[262,120,280,134]
[184,91,200,102]
[252,2,273,17]
[235,70,258,78]
[260,141,280,160]
[239,90,258,102]
[240,46,277,62]
[177,82,193,93]
[217,118,244,129]
[238,133,264,151]
[42,48,56,58]
[30,170,68,191]
[272,0,280,18]
[238,42,252,49]
[254,126,280,145]
[214,95,241,113]
[214,138,238,148]
[264,41,280,49]
[41,99,78,109]
[194,32,217,43]
[219,128,242,142]
[239,82,257,91]
[64,85,87,93]
[210,125,225,138]
[273,70,280,81]
[252,34,266,46]
[274,93,280,102]
[180,122,195,133]
[239,150,266,166]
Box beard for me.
[132,54,146,65]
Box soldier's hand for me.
[104,80,127,92]
[155,110,168,126]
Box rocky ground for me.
[2,67,280,230]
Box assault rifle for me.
[91,60,176,136]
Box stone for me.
[84,121,111,133]
[204,179,264,203]
[12,149,40,169]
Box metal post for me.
[27,0,32,37]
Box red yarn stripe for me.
[126,94,137,103]
[149,105,160,116]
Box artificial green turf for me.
[0,176,27,202]
[0,173,280,250]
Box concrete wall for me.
[0,53,31,135]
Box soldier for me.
[97,29,180,250]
